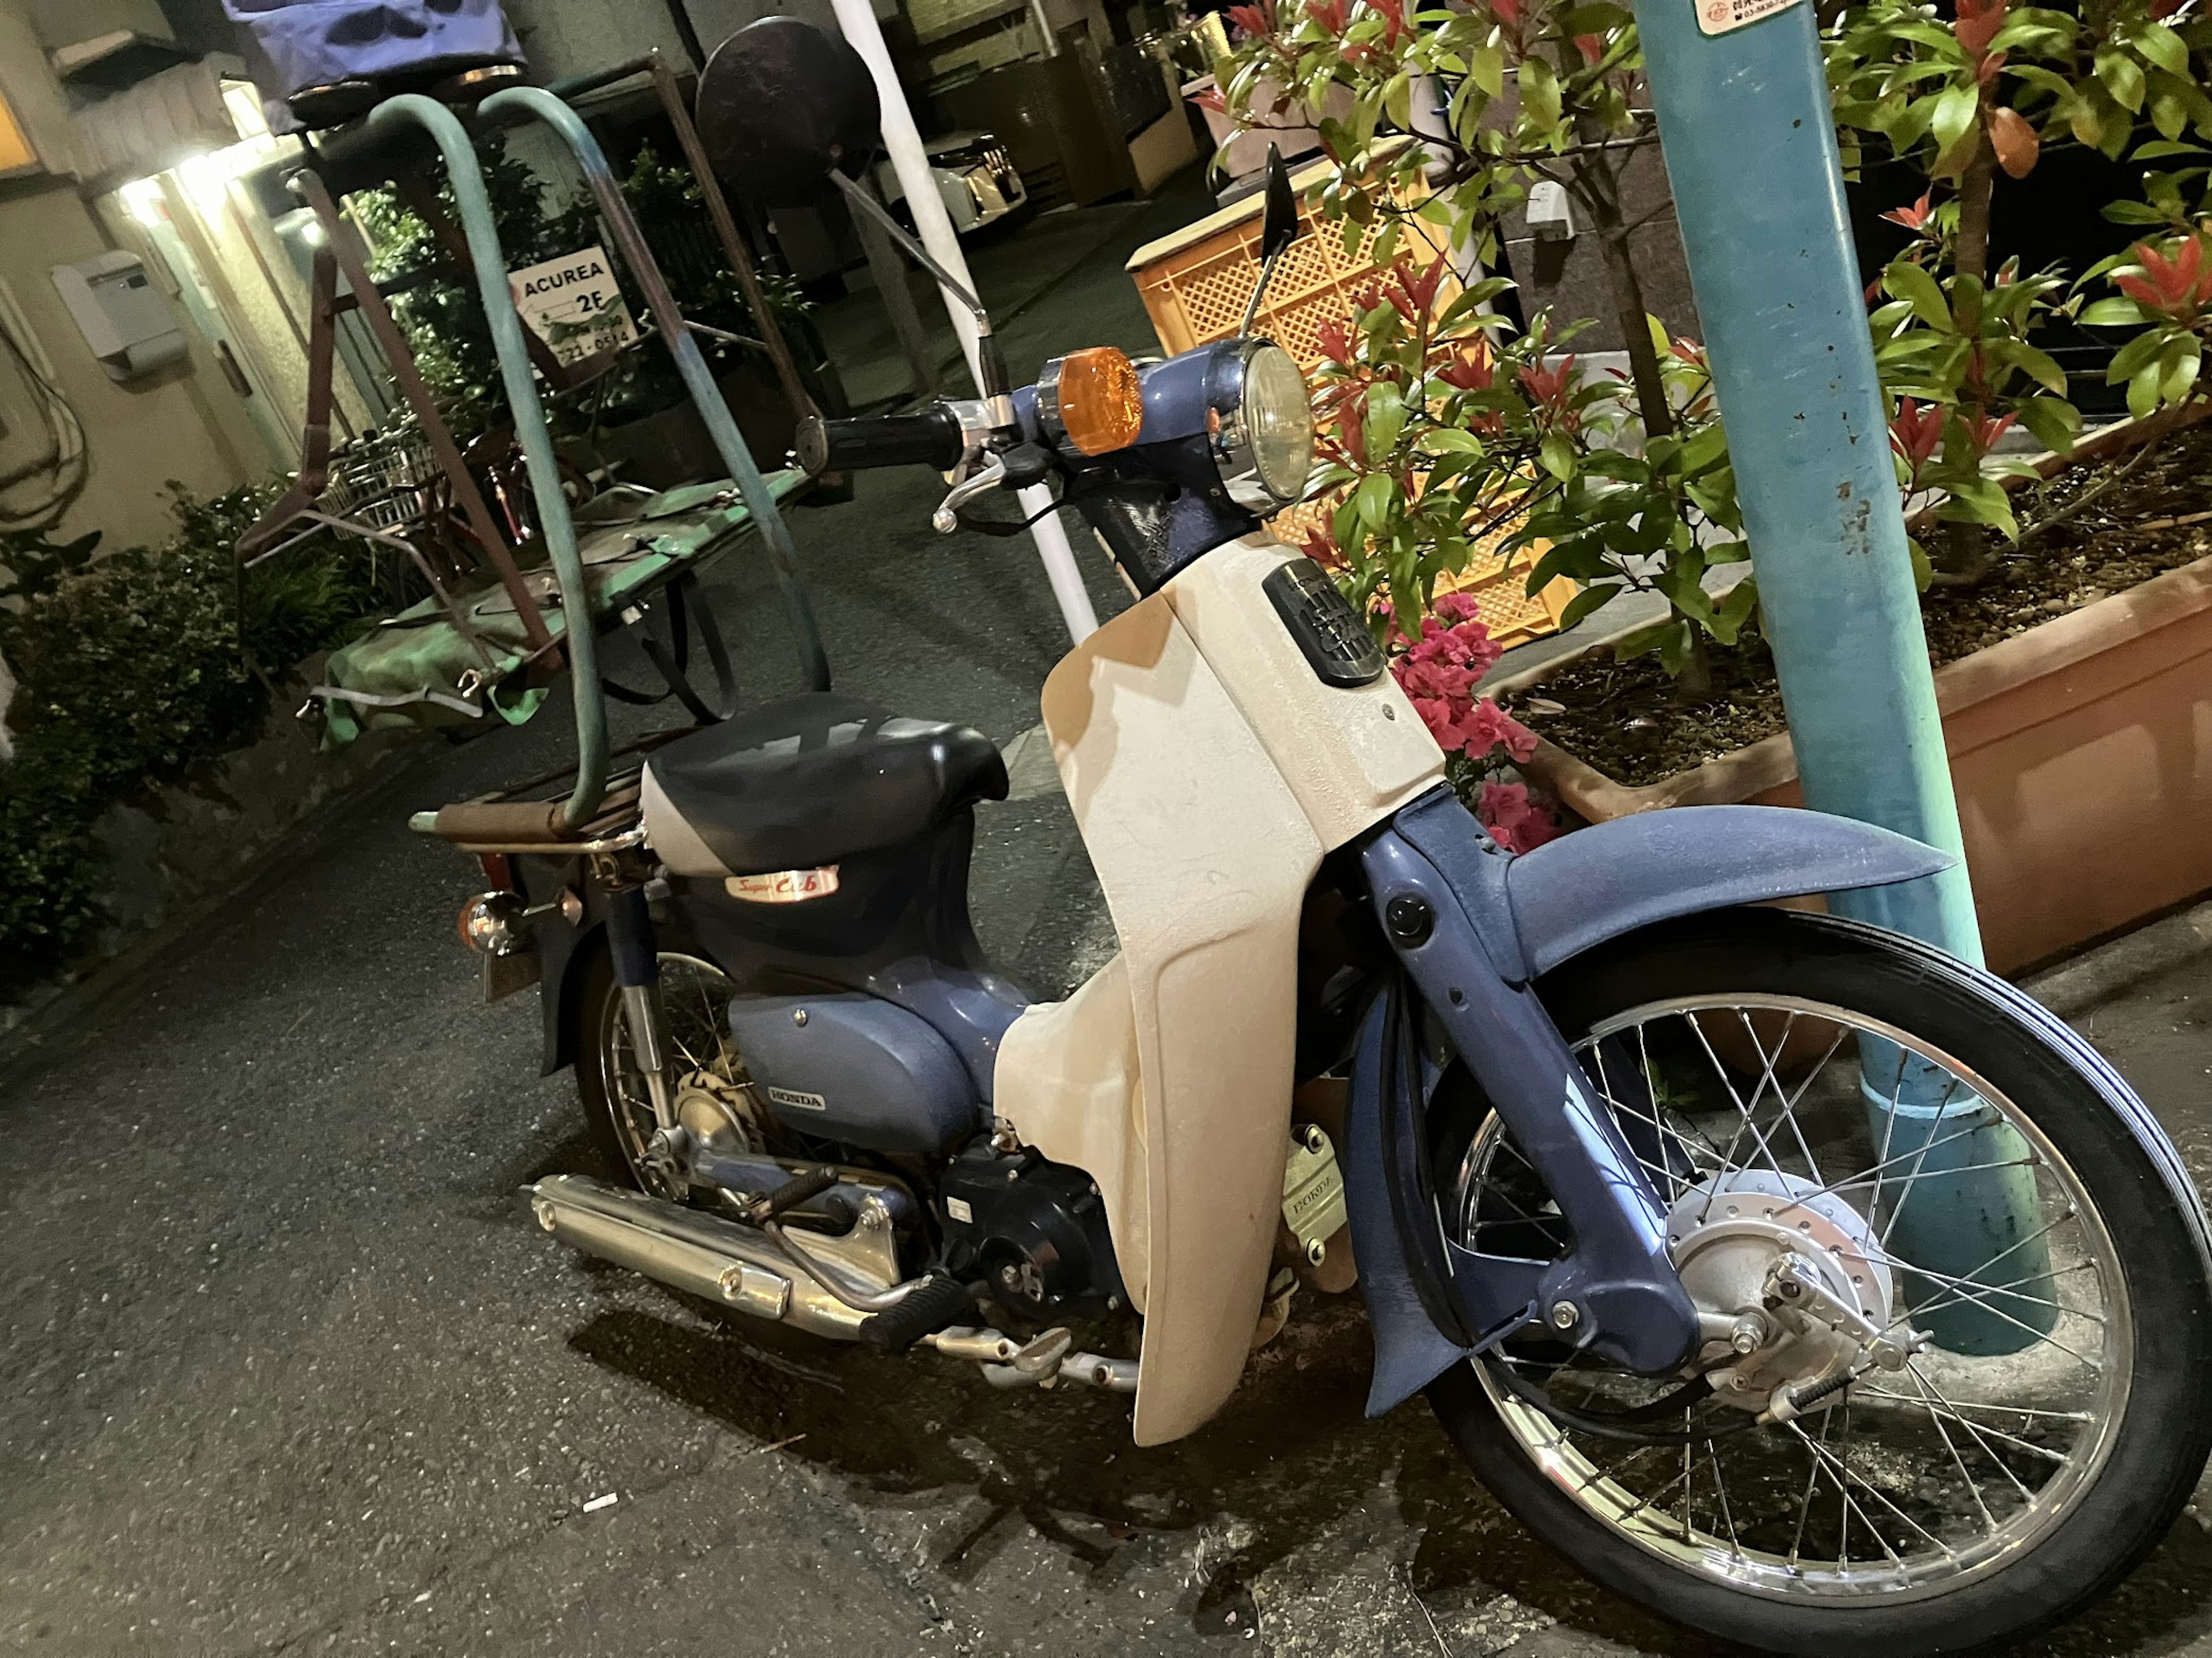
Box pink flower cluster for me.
[1478,780,1557,852]
[1391,593,1533,759]
[1388,593,1558,852]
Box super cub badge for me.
[726,866,840,903]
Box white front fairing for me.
[994,537,1444,1444]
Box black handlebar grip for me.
[794,407,967,475]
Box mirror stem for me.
[1241,242,1289,337]
[830,169,1016,427]
[830,170,990,325]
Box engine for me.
[935,1141,1126,1320]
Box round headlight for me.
[1209,340,1315,512]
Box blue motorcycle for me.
[426,22,2212,1653]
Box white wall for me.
[0,5,260,547]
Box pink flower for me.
[1478,780,1559,852]
[1390,603,1531,762]
[1431,590,1484,627]
[1460,695,1537,762]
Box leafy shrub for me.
[0,488,383,987]
[352,143,815,443]
[1222,0,2212,677]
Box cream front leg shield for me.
[1002,595,1322,1445]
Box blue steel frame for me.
[1344,788,1954,1416]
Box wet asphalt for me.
[6,175,2212,1657]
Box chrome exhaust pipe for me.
[528,1174,895,1340]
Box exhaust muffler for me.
[528,1173,892,1340]
[527,1175,1139,1394]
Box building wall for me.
[502,0,695,81]
[0,8,262,549]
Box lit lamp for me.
[0,83,39,178]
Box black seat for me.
[645,692,1008,875]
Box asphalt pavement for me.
[4,168,2212,1658]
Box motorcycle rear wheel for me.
[1425,907,2212,1658]
[573,943,756,1200]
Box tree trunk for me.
[1566,142,1675,441]
[1938,132,1999,581]
[1953,134,1995,284]
[1675,628,1714,703]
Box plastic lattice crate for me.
[1126,155,1456,367]
[1127,157,1575,650]
[1269,492,1574,651]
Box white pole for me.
[825,0,1101,644]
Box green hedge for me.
[0,487,386,992]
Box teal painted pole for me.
[365,94,608,829]
[1633,0,2046,1350]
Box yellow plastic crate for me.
[1127,152,1448,363]
[1270,492,1574,650]
[1126,155,1574,650]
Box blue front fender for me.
[1345,789,1956,1417]
[1395,791,1955,986]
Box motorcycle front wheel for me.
[1426,907,2212,1658]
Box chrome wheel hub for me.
[1452,992,2128,1603]
[1666,1170,1895,1412]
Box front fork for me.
[1346,824,1700,1416]
[605,884,679,1133]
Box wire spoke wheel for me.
[1459,993,2123,1597]
[1424,912,2212,1656]
[593,951,751,1200]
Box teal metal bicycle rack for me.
[363,90,832,830]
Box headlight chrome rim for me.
[1205,338,1313,513]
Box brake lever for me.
[932,457,1009,534]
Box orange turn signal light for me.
[1049,347,1143,456]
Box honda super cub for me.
[416,22,2212,1655]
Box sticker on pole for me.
[1696,0,1803,33]
[507,245,637,367]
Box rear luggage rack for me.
[413,773,645,854]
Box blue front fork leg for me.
[1345,826,1700,1416]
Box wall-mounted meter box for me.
[49,250,188,381]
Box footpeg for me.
[748,1165,839,1223]
[922,1325,1138,1393]
[983,1327,1073,1388]
[857,1272,972,1349]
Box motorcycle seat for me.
[641,692,1008,878]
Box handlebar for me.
[795,407,968,475]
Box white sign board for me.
[1695,0,1803,33]
[506,245,637,367]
